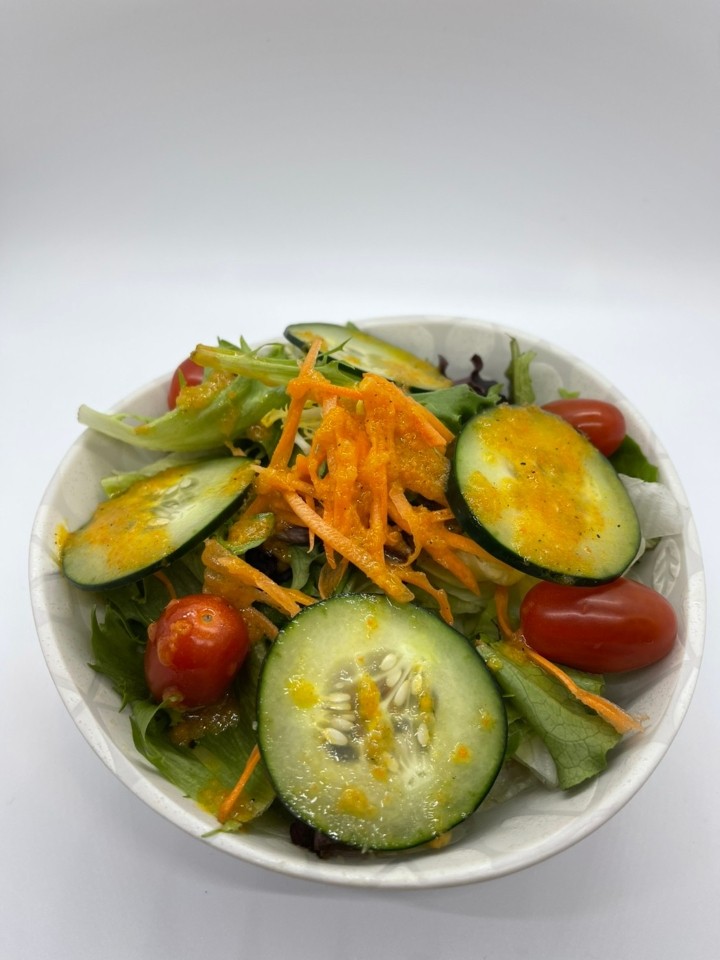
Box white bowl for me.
[28,316,706,888]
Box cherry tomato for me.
[519,577,677,674]
[144,594,250,708]
[167,357,205,408]
[542,398,626,457]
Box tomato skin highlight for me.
[167,358,205,409]
[144,594,250,708]
[542,398,626,457]
[519,577,677,674]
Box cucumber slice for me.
[257,594,507,851]
[284,322,452,390]
[448,404,641,585]
[62,458,254,590]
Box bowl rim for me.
[28,314,707,888]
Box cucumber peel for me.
[284,322,452,391]
[448,404,641,585]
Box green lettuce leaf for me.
[89,561,275,825]
[413,384,500,434]
[130,642,275,825]
[286,543,323,592]
[609,435,659,482]
[476,637,622,789]
[108,563,201,629]
[131,698,220,795]
[78,377,288,453]
[505,338,537,405]
[90,606,148,709]
[192,339,359,388]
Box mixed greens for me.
[59,322,680,854]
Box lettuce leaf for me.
[130,698,221,795]
[130,643,275,826]
[90,605,148,709]
[192,338,359,388]
[476,637,622,789]
[609,435,659,482]
[505,338,537,405]
[89,562,275,825]
[79,376,288,453]
[413,384,500,434]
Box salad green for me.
[60,322,675,854]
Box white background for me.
[3,2,719,958]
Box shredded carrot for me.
[284,491,415,604]
[493,586,642,736]
[522,645,643,735]
[153,569,177,601]
[202,570,270,608]
[360,373,453,446]
[270,339,363,470]
[388,486,480,594]
[210,347,514,625]
[399,567,453,624]
[201,540,315,618]
[494,586,517,641]
[318,557,349,599]
[217,744,262,823]
[254,466,315,499]
[239,605,279,643]
[269,339,324,470]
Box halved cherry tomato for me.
[519,577,677,674]
[144,594,250,708]
[542,398,626,457]
[167,357,205,408]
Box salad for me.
[57,321,682,856]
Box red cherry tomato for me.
[542,398,626,457]
[144,594,250,708]
[167,357,205,408]
[519,577,677,674]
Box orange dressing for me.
[464,406,606,578]
[63,471,181,573]
[63,461,253,579]
[287,676,319,709]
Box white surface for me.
[3,0,719,956]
